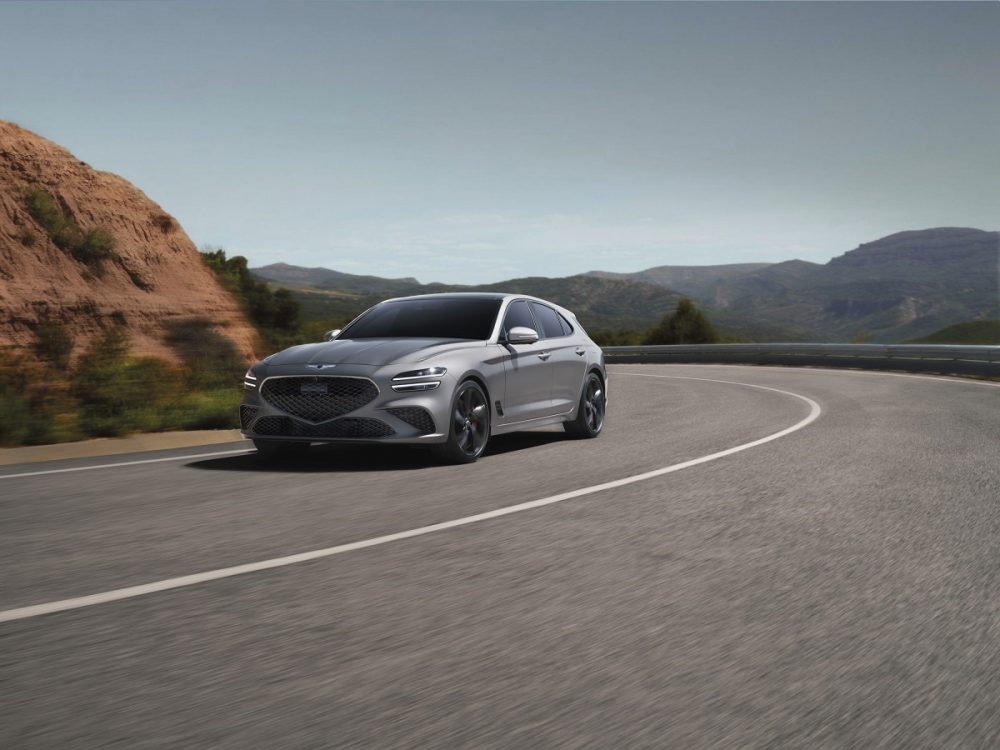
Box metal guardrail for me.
[602,343,1000,378]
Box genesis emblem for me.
[308,364,335,370]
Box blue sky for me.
[1,1,996,284]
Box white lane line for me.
[0,448,254,481]
[0,375,820,623]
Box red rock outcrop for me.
[0,121,258,363]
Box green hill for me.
[589,228,999,343]
[907,320,1000,345]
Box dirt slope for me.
[0,121,258,363]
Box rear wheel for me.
[434,380,490,463]
[564,372,605,438]
[252,439,310,459]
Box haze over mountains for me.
[254,227,999,342]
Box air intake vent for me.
[250,416,394,439]
[386,407,435,434]
[239,405,259,430]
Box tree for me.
[644,298,720,345]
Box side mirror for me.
[324,329,341,341]
[506,326,539,345]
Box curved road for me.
[1,364,998,748]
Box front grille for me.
[239,405,259,430]
[250,416,394,439]
[260,376,378,423]
[386,407,436,434]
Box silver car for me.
[240,293,607,463]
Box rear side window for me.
[558,314,574,336]
[501,300,536,338]
[529,302,569,339]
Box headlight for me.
[392,366,446,392]
[244,368,258,389]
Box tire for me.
[564,372,605,438]
[252,439,310,459]
[433,380,490,464]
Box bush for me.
[23,187,117,267]
[165,319,246,390]
[645,298,720,345]
[75,228,117,263]
[33,320,74,368]
[71,331,180,437]
[0,352,79,445]
[0,388,31,445]
[161,389,241,431]
[201,247,300,334]
[589,328,644,346]
[24,188,67,237]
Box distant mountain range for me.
[253,227,999,342]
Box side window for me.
[529,302,568,339]
[558,313,574,336]
[502,300,537,338]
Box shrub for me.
[165,319,246,390]
[33,319,74,368]
[645,298,720,345]
[0,352,78,445]
[200,247,301,334]
[71,331,180,437]
[23,187,118,267]
[24,188,67,236]
[74,228,117,263]
[589,328,644,346]
[161,389,241,431]
[0,388,31,445]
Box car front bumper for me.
[239,364,455,444]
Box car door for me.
[497,300,555,424]
[529,302,588,415]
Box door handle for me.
[575,347,586,356]
[538,351,551,361]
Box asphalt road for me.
[2,364,999,749]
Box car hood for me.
[263,338,483,367]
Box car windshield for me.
[340,297,503,340]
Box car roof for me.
[382,292,517,303]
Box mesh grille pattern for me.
[251,416,287,436]
[239,405,259,430]
[386,407,436,434]
[260,377,378,423]
[250,416,394,439]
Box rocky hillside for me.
[0,121,258,363]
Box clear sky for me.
[1,1,996,284]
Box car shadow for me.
[187,431,569,473]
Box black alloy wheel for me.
[435,381,490,463]
[564,372,605,438]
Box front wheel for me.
[433,380,490,463]
[564,372,605,438]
